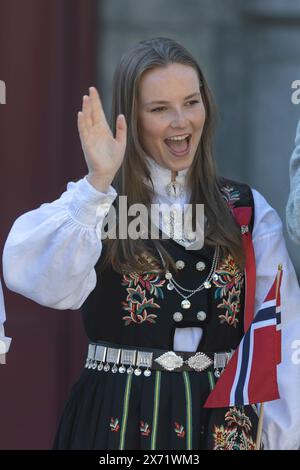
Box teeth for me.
[166,134,190,141]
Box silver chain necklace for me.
[156,246,220,310]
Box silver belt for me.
[84,341,233,378]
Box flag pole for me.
[275,264,283,299]
[255,403,264,450]
[255,264,283,450]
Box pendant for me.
[181,299,191,309]
[213,274,219,281]
[167,283,174,290]
[127,366,134,375]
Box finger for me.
[77,111,89,143]
[82,95,93,128]
[89,87,110,130]
[115,114,127,147]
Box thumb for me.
[115,114,127,146]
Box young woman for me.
[3,37,300,450]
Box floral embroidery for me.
[121,272,166,326]
[225,407,252,432]
[122,272,165,299]
[140,420,151,437]
[213,254,244,327]
[110,417,120,432]
[213,425,238,450]
[213,407,255,450]
[174,422,185,438]
[221,185,240,211]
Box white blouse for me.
[0,279,11,355]
[2,161,300,450]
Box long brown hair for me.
[101,37,244,274]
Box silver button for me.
[175,260,185,270]
[197,311,207,321]
[173,312,183,322]
[196,261,206,271]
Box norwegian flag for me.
[205,268,283,408]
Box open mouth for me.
[164,134,192,156]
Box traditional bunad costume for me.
[3,157,300,449]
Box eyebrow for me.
[144,92,201,106]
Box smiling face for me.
[137,62,206,173]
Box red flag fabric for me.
[205,269,282,408]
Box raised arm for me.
[2,87,127,310]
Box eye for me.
[186,100,200,106]
[151,106,167,112]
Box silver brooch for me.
[165,181,184,198]
[186,353,213,372]
[154,351,213,372]
[154,351,184,371]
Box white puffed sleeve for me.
[252,188,300,450]
[2,177,117,310]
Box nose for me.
[170,108,189,129]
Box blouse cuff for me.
[68,176,117,226]
[0,325,11,355]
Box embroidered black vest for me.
[81,179,254,354]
